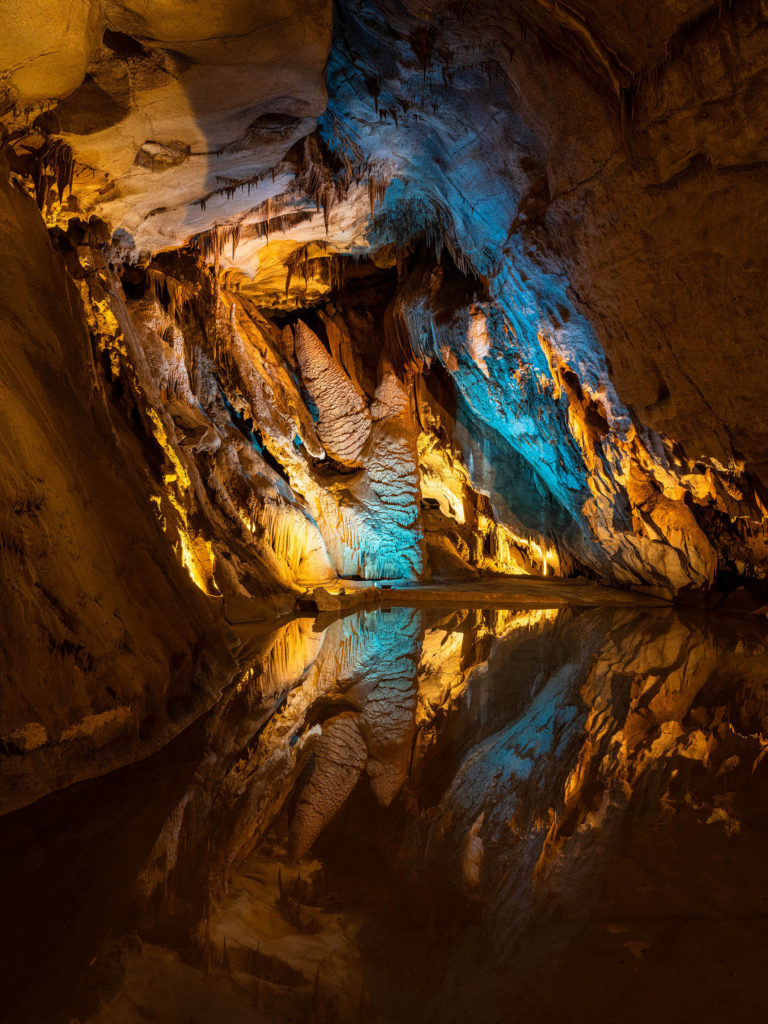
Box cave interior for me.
[1,0,768,1021]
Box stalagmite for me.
[293,319,372,467]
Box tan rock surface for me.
[0,170,236,812]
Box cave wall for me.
[317,0,768,587]
[493,0,768,479]
[359,0,768,481]
[0,0,334,254]
[0,168,237,812]
[3,0,767,598]
[3,0,766,508]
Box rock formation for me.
[2,0,768,804]
[4,5,768,1022]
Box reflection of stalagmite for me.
[358,608,422,805]
[238,617,325,698]
[289,713,368,860]
[416,602,768,981]
[462,812,485,888]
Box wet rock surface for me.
[1,604,767,1024]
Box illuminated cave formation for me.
[2,0,768,1021]
[4,0,768,619]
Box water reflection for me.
[2,604,768,1023]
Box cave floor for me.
[1,602,767,1024]
[309,575,671,614]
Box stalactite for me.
[214,222,242,261]
[196,227,221,264]
[363,71,382,112]
[146,268,196,322]
[409,25,438,81]
[368,174,389,215]
[280,243,344,297]
[321,184,334,233]
[31,138,74,210]
[188,126,387,275]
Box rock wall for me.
[0,168,236,813]
[81,238,765,595]
[0,0,333,254]
[3,0,768,597]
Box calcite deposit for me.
[4,0,766,619]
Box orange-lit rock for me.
[3,0,768,827]
[0,170,236,813]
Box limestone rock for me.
[294,319,372,467]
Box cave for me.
[1,1,768,1021]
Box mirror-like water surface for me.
[3,605,768,1024]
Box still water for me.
[2,604,768,1024]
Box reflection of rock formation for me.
[289,713,367,860]
[89,606,556,989]
[3,600,768,1023]
[414,608,768,1023]
[117,602,768,949]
